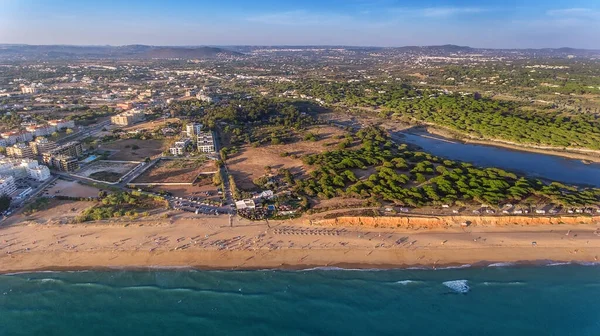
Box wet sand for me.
[1,215,600,273]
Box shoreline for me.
[1,258,597,276]
[1,250,597,275]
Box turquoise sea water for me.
[1,265,600,335]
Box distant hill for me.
[0,45,242,60]
[0,44,598,60]
[142,47,241,59]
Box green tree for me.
[0,195,10,213]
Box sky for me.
[1,0,599,48]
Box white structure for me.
[1,131,33,145]
[186,123,203,138]
[28,165,51,181]
[0,175,17,196]
[26,124,57,137]
[197,131,215,153]
[0,156,51,181]
[253,190,274,200]
[169,138,191,156]
[48,119,75,130]
[21,86,37,94]
[235,199,256,210]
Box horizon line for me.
[0,43,598,51]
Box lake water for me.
[396,132,600,187]
[1,265,600,335]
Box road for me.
[57,120,110,145]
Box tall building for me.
[169,138,191,156]
[186,123,203,138]
[110,109,145,126]
[30,137,57,155]
[42,154,79,172]
[49,141,83,158]
[0,176,17,197]
[197,131,215,153]
[6,143,35,159]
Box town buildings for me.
[6,142,35,159]
[29,137,57,155]
[110,109,145,126]
[48,119,75,130]
[0,157,51,181]
[169,138,191,156]
[0,131,33,146]
[0,176,17,197]
[48,141,83,158]
[20,86,37,94]
[197,131,215,153]
[185,123,203,138]
[25,124,57,137]
[42,154,79,172]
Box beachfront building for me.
[169,138,191,156]
[186,123,203,138]
[29,137,57,155]
[235,199,256,210]
[0,176,17,197]
[110,109,145,126]
[6,143,35,159]
[197,131,215,153]
[48,119,75,130]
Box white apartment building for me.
[169,138,191,156]
[48,119,75,130]
[0,156,51,181]
[186,123,203,138]
[197,131,215,153]
[28,166,51,181]
[26,124,57,137]
[1,131,33,145]
[0,175,17,197]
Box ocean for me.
[1,265,599,335]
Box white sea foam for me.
[438,264,472,270]
[545,262,572,267]
[482,281,524,286]
[487,262,516,268]
[298,267,385,272]
[443,280,470,293]
[396,280,419,285]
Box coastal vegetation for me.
[77,191,166,222]
[270,80,600,149]
[296,126,600,207]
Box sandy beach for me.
[1,213,600,274]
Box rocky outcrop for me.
[311,215,599,229]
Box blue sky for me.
[1,0,599,48]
